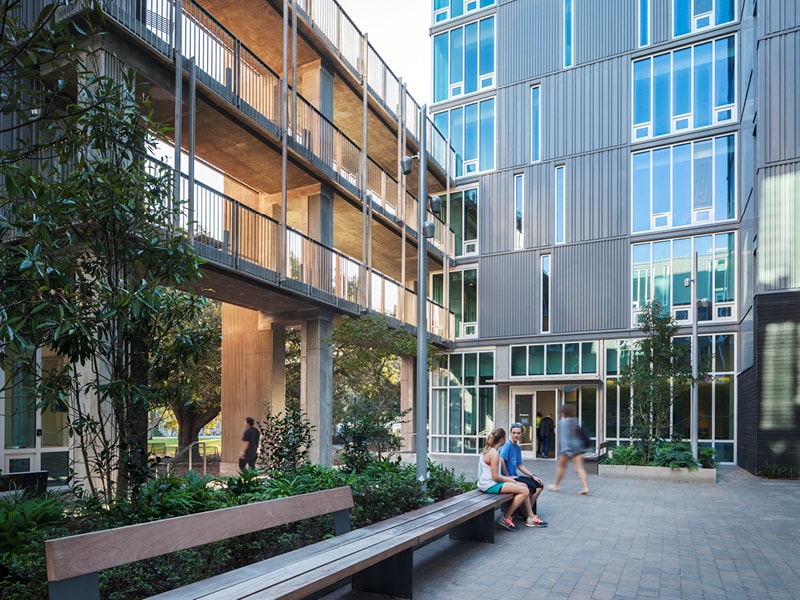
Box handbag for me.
[578,425,592,450]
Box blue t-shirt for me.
[499,440,523,477]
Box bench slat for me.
[150,490,511,600]
[46,486,353,583]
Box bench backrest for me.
[45,485,353,583]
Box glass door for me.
[535,390,557,458]
[512,394,534,450]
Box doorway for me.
[512,390,557,457]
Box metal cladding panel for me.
[759,33,800,166]
[758,163,800,293]
[497,59,630,168]
[497,0,637,81]
[479,251,539,339]
[542,57,631,161]
[573,0,636,65]
[648,0,672,46]
[497,0,562,83]
[551,238,632,334]
[567,148,631,243]
[759,0,800,35]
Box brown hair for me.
[245,417,255,426]
[483,428,506,453]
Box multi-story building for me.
[428,0,799,471]
[2,0,797,484]
[1,0,458,482]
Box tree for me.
[330,315,417,428]
[619,300,697,463]
[148,293,221,454]
[0,2,203,501]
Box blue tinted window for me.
[531,86,540,162]
[464,103,478,162]
[653,54,671,136]
[450,27,463,87]
[674,0,691,36]
[632,152,651,232]
[434,33,449,103]
[555,166,565,244]
[693,42,712,127]
[639,0,649,46]
[693,139,713,210]
[633,59,651,125]
[564,0,573,67]
[464,22,479,94]
[714,36,735,107]
[479,98,495,171]
[715,0,734,25]
[479,17,494,80]
[672,48,691,116]
[673,143,692,226]
[652,148,671,216]
[451,0,463,19]
[714,135,735,220]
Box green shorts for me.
[483,482,504,494]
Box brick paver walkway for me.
[323,454,800,600]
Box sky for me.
[337,0,432,104]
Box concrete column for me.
[400,356,415,452]
[220,304,285,472]
[301,310,334,465]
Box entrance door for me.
[536,391,557,458]
[512,394,534,451]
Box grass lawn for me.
[148,436,221,456]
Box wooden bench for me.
[45,486,354,600]
[147,488,512,600]
[584,441,611,475]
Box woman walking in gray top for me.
[548,405,590,495]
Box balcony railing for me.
[96,0,453,239]
[168,159,453,338]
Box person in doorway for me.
[548,405,590,495]
[239,417,260,472]
[539,412,555,458]
[535,412,543,456]
[477,428,540,531]
[499,423,547,527]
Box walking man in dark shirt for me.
[239,417,260,471]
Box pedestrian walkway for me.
[323,454,800,599]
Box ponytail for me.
[483,428,506,453]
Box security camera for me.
[401,156,414,176]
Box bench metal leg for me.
[352,547,413,599]
[450,509,496,543]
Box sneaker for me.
[547,484,559,492]
[496,516,517,531]
[526,516,548,528]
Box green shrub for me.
[758,462,799,479]
[604,444,643,466]
[257,407,314,472]
[650,441,698,470]
[347,458,427,528]
[337,407,406,473]
[426,459,475,501]
[698,447,718,469]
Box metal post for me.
[415,106,429,488]
[690,250,698,460]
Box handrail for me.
[165,441,208,477]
